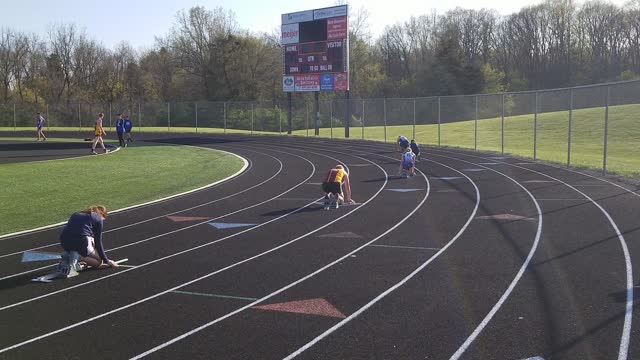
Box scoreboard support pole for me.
[287,92,293,135]
[314,92,320,136]
[344,90,350,138]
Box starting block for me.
[31,257,129,283]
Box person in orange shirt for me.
[321,165,355,210]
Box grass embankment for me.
[0,139,245,235]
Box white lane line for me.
[0,146,249,241]
[130,161,419,360]
[2,143,120,165]
[0,148,389,353]
[425,153,543,360]
[368,244,441,251]
[436,149,633,360]
[282,159,479,360]
[0,149,315,308]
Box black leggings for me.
[117,132,125,147]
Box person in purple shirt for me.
[59,205,118,269]
[36,112,47,141]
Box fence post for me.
[438,97,441,147]
[109,103,112,130]
[383,98,387,143]
[361,99,365,140]
[195,102,198,134]
[501,93,505,155]
[567,89,573,167]
[46,103,50,130]
[78,103,81,131]
[167,102,170,131]
[534,92,538,160]
[412,99,416,140]
[13,103,16,132]
[306,103,309,137]
[223,102,227,134]
[603,86,610,175]
[474,95,478,150]
[279,106,282,135]
[138,103,142,133]
[251,103,254,135]
[330,100,333,139]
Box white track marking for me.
[3,143,120,165]
[0,146,249,240]
[0,148,388,353]
[435,149,632,360]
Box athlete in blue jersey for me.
[115,114,125,147]
[36,112,47,141]
[124,115,133,144]
[397,135,409,152]
[399,148,416,178]
[410,139,421,161]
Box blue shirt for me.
[116,119,124,133]
[398,136,409,148]
[124,119,133,131]
[410,142,420,154]
[402,152,415,165]
[59,212,109,262]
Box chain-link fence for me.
[1,80,639,176]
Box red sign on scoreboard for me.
[327,16,347,40]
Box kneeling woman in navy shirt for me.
[59,205,118,269]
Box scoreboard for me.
[281,5,349,92]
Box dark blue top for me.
[116,119,125,133]
[59,212,109,261]
[398,136,409,148]
[410,142,420,154]
[124,119,133,131]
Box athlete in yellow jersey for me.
[91,113,109,155]
[321,165,355,210]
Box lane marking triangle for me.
[167,216,212,222]
[253,298,346,318]
[22,251,62,262]
[209,222,257,229]
[476,214,536,221]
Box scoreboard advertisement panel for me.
[281,5,349,92]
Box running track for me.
[0,134,638,360]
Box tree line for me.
[1,0,640,107]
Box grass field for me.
[0,139,245,235]
[2,103,638,177]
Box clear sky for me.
[1,0,629,50]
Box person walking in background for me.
[115,113,125,147]
[410,139,421,162]
[124,114,133,145]
[36,112,47,141]
[91,113,109,155]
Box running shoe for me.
[323,195,330,210]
